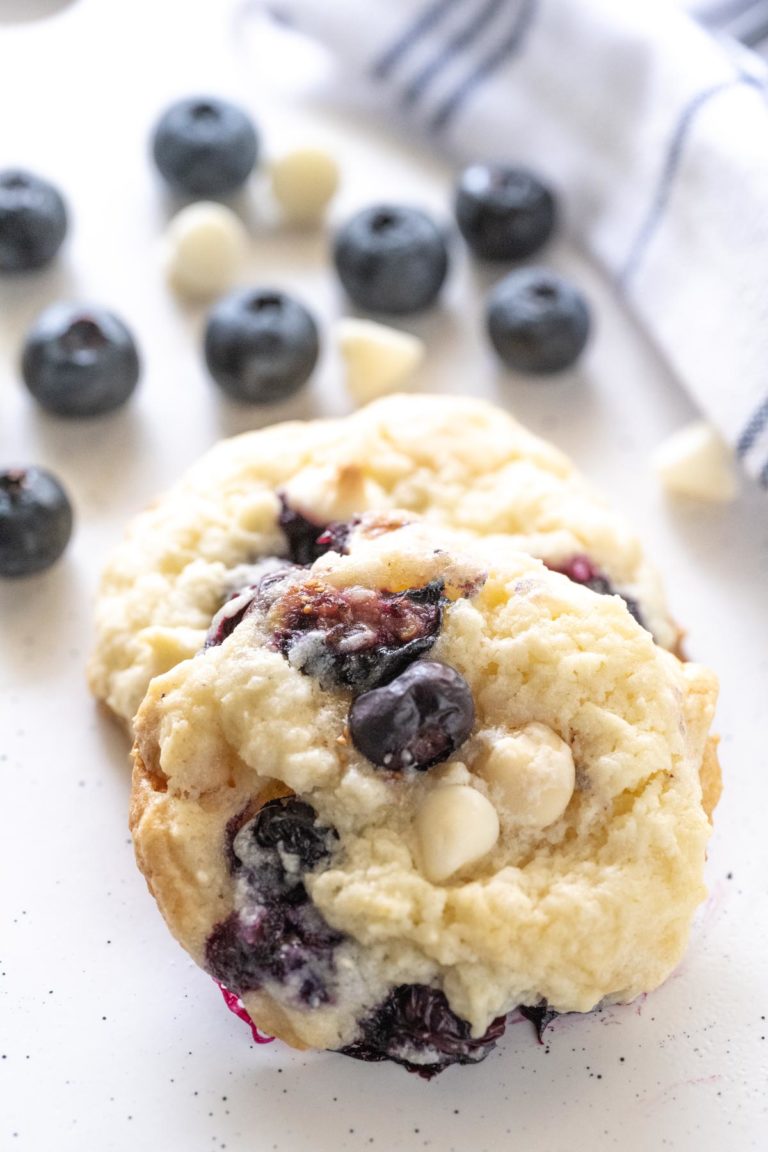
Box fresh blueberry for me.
[204,289,319,404]
[348,659,474,772]
[486,268,590,374]
[21,304,141,417]
[333,205,449,314]
[272,580,445,694]
[151,96,259,198]
[0,466,73,577]
[341,985,507,1077]
[0,169,68,272]
[455,163,556,261]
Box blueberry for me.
[348,659,474,772]
[21,304,141,418]
[0,169,68,272]
[151,96,259,198]
[206,903,342,1008]
[486,268,590,374]
[547,555,644,629]
[277,495,340,566]
[272,581,445,694]
[333,205,449,314]
[455,163,555,261]
[276,494,356,566]
[0,466,73,577]
[341,985,507,1077]
[519,1002,559,1043]
[207,797,343,1006]
[233,797,338,892]
[204,289,319,404]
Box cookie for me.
[130,518,717,1076]
[89,394,678,727]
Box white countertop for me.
[1,2,767,1150]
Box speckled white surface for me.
[1,2,767,1150]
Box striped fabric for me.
[266,0,768,488]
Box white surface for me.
[1,3,767,1151]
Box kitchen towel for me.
[260,0,768,488]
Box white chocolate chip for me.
[481,723,575,829]
[416,784,499,883]
[164,202,247,300]
[270,147,339,224]
[652,421,739,502]
[336,318,425,405]
[282,462,380,524]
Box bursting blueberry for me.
[204,288,319,404]
[0,169,68,272]
[206,798,342,1007]
[341,984,507,1077]
[0,466,73,577]
[152,96,259,198]
[21,304,141,417]
[486,267,591,374]
[455,163,556,261]
[333,205,449,314]
[272,580,445,694]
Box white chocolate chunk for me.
[164,202,247,300]
[416,785,499,883]
[481,723,575,829]
[652,421,739,502]
[282,462,382,524]
[270,147,339,224]
[336,318,425,405]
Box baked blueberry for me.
[233,797,338,895]
[271,580,445,694]
[348,659,474,771]
[204,289,319,404]
[548,555,644,629]
[0,466,73,577]
[21,304,141,417]
[519,1002,559,1043]
[151,96,259,198]
[486,268,590,374]
[207,798,343,1007]
[455,164,555,261]
[277,495,345,566]
[0,169,68,272]
[341,985,507,1077]
[333,205,449,314]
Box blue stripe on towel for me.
[429,0,536,132]
[736,394,768,456]
[698,0,764,29]
[759,456,768,486]
[370,0,464,80]
[402,0,506,107]
[621,75,763,284]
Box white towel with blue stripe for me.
[264,0,768,488]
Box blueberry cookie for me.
[90,395,678,727]
[130,519,718,1076]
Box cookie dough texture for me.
[89,394,677,727]
[131,522,717,1054]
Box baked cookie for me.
[89,394,678,728]
[131,518,718,1076]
